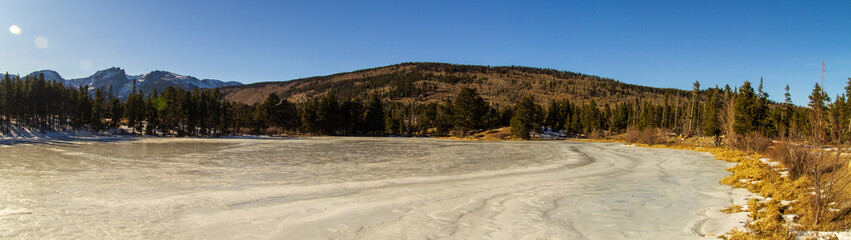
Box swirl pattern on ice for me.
[0,137,745,239]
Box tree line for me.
[0,73,499,137]
[2,72,850,145]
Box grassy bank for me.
[595,138,850,239]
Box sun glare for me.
[34,36,49,49]
[79,59,93,71]
[9,25,21,35]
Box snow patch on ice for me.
[0,207,32,216]
[530,127,567,139]
[0,122,127,143]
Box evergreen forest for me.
[2,70,849,147]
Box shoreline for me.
[611,141,757,238]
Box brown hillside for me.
[219,62,693,106]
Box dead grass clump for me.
[587,129,604,139]
[720,154,771,190]
[768,142,811,180]
[623,127,639,144]
[707,147,750,163]
[793,151,851,231]
[729,133,773,154]
[721,204,746,213]
[748,199,794,239]
[760,176,808,201]
[623,127,665,145]
[722,198,794,240]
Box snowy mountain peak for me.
[15,68,243,99]
[27,70,65,82]
[201,79,242,88]
[140,70,193,81]
[94,68,125,79]
[91,67,125,79]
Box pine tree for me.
[809,83,830,144]
[545,99,565,131]
[435,99,455,135]
[0,73,6,133]
[259,93,280,133]
[779,85,792,138]
[76,86,93,130]
[581,99,600,133]
[110,97,122,130]
[845,78,851,138]
[734,81,758,135]
[275,99,300,132]
[301,98,320,134]
[756,78,771,134]
[809,83,829,112]
[828,94,849,144]
[317,94,340,135]
[364,94,385,135]
[92,88,106,131]
[510,96,541,139]
[686,81,701,135]
[703,88,721,145]
[452,87,489,135]
[339,98,364,135]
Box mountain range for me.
[5,68,241,99]
[5,62,695,107]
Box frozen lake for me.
[0,137,743,239]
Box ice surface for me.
[0,137,743,239]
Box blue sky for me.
[1,0,849,105]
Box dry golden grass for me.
[721,204,746,214]
[438,127,516,141]
[679,147,797,240]
[564,138,624,143]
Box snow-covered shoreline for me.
[0,124,291,145]
[0,124,132,143]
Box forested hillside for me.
[5,61,845,143]
[4,67,843,145]
[220,62,693,106]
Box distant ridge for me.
[1,72,19,79]
[219,62,692,106]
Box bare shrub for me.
[796,150,851,230]
[727,135,746,151]
[729,133,772,154]
[588,129,603,139]
[769,142,812,180]
[641,128,665,145]
[720,92,737,145]
[749,134,773,154]
[624,127,665,145]
[624,126,640,144]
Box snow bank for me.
[530,127,568,139]
[0,123,127,144]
